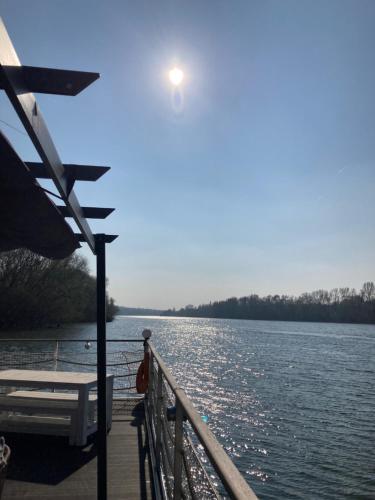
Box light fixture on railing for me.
[142,329,152,340]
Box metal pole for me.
[53,341,59,392]
[155,367,163,469]
[173,399,184,500]
[96,234,107,500]
[54,340,59,371]
[148,348,153,409]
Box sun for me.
[169,67,184,86]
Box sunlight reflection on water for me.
[5,317,374,499]
[106,316,375,500]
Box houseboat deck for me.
[1,398,154,500]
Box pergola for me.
[0,18,115,500]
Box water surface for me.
[2,317,374,499]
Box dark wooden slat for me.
[26,162,110,182]
[0,65,99,96]
[58,206,114,219]
[75,233,118,243]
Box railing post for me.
[173,398,184,500]
[142,329,152,413]
[155,366,163,468]
[148,350,153,408]
[54,340,59,371]
[53,340,59,392]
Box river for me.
[1,316,374,499]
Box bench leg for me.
[69,413,78,445]
[106,376,113,431]
[75,386,89,446]
[2,387,16,418]
[88,402,95,425]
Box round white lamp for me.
[142,329,152,339]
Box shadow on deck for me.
[1,399,155,500]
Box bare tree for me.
[360,282,375,302]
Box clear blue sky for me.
[2,1,375,309]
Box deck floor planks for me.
[1,398,154,500]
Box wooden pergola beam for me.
[26,162,110,182]
[0,18,96,253]
[58,206,114,219]
[0,65,99,96]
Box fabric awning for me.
[0,131,80,259]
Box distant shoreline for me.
[116,314,375,326]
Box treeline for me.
[163,283,375,324]
[0,249,118,330]
[117,306,164,316]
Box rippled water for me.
[3,317,375,499]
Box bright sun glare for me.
[169,67,184,86]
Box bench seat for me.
[7,390,97,405]
[0,374,114,446]
[0,391,99,445]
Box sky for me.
[1,0,375,309]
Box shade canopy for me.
[0,132,80,259]
[0,18,118,260]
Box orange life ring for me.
[136,352,149,393]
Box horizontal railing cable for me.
[56,358,142,367]
[0,339,143,396]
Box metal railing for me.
[0,335,258,499]
[145,341,258,500]
[0,339,144,396]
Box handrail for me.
[148,342,258,500]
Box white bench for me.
[0,370,114,446]
[0,390,111,446]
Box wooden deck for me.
[1,398,155,500]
